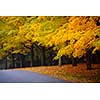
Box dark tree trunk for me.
[30,44,34,67]
[14,54,17,68]
[86,50,92,70]
[5,56,8,69]
[49,53,53,66]
[72,57,77,66]
[11,54,15,68]
[58,57,62,66]
[19,54,23,68]
[19,54,24,68]
[40,46,46,66]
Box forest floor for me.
[15,63,100,83]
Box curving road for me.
[0,70,71,83]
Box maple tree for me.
[36,16,70,65]
[0,16,57,67]
[38,16,100,69]
[0,16,100,69]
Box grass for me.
[15,63,100,83]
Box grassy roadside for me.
[15,63,100,83]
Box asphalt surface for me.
[0,70,71,83]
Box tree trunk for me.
[30,44,34,67]
[5,56,8,69]
[19,54,23,68]
[58,57,62,66]
[11,54,15,68]
[72,57,77,66]
[49,53,53,66]
[40,46,46,66]
[21,54,26,67]
[86,50,92,70]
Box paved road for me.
[0,70,71,83]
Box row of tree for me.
[0,16,100,70]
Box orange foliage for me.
[15,64,100,82]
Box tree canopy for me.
[0,16,100,62]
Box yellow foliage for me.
[0,16,100,59]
